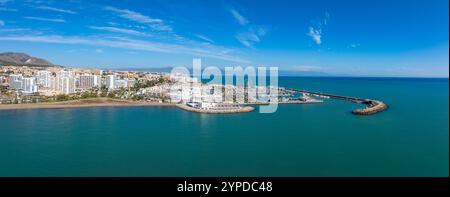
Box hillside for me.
[0,52,55,67]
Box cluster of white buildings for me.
[168,72,278,108]
[105,74,136,90]
[9,74,38,94]
[9,70,80,95]
[6,69,137,96]
[169,73,224,104]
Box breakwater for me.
[284,88,388,115]
[176,104,255,114]
[248,100,323,105]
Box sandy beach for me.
[0,98,175,110]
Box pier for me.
[248,100,323,105]
[283,88,388,115]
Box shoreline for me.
[0,98,313,113]
[0,97,386,115]
[0,98,175,110]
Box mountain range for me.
[0,52,53,66]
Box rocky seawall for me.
[176,104,255,114]
[352,100,388,115]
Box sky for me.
[0,0,448,77]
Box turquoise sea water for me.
[0,77,448,177]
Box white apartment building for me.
[35,70,52,88]
[9,74,23,82]
[78,74,100,89]
[47,75,76,94]
[22,77,38,94]
[115,79,127,89]
[9,74,23,90]
[126,78,136,88]
[94,75,100,87]
[114,78,136,89]
[57,77,75,94]
[191,83,203,103]
[106,75,115,90]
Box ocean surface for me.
[0,77,448,177]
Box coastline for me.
[0,98,175,110]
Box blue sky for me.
[0,0,448,77]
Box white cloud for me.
[194,34,214,43]
[256,27,267,36]
[0,28,45,36]
[323,11,330,25]
[95,48,103,53]
[107,22,118,26]
[350,43,360,48]
[149,23,172,31]
[89,26,150,37]
[229,8,249,26]
[307,27,321,45]
[65,48,89,53]
[235,31,260,47]
[24,16,66,23]
[0,20,4,26]
[0,35,250,63]
[35,6,76,14]
[104,6,172,31]
[228,7,267,47]
[307,12,329,45]
[105,6,162,23]
[235,26,267,47]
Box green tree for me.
[56,94,69,101]
[107,92,115,98]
